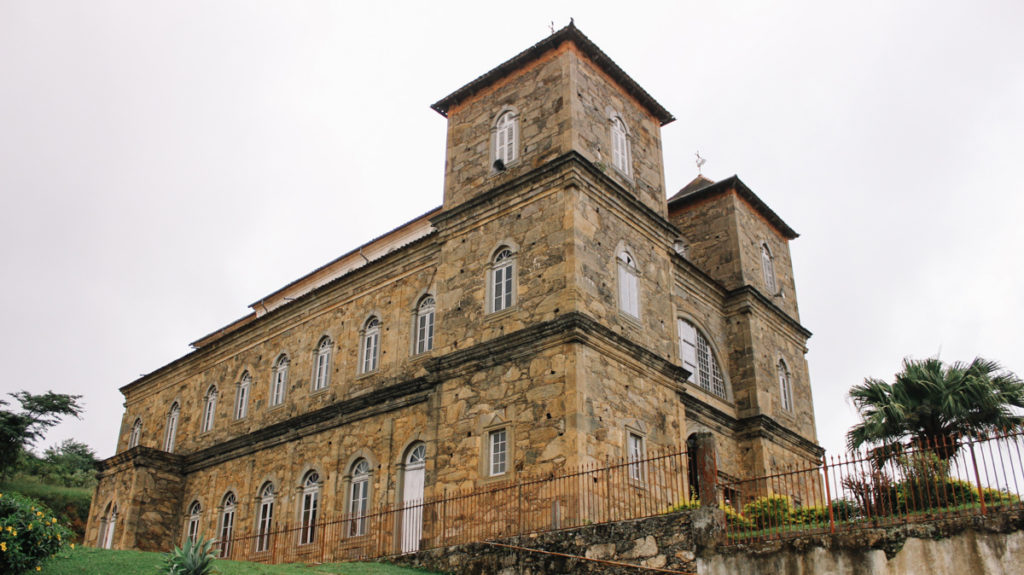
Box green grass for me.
[40,546,436,575]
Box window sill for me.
[485,306,519,321]
[355,370,379,381]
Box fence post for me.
[969,440,987,515]
[694,432,718,507]
[821,455,835,533]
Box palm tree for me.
[847,357,1024,460]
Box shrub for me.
[0,491,73,574]
[743,495,792,529]
[161,536,217,575]
[663,498,701,514]
[789,505,827,525]
[829,498,860,521]
[720,502,754,531]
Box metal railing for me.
[215,449,692,563]
[720,427,1024,544]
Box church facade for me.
[86,24,821,553]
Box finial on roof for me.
[549,21,555,35]
[695,151,707,175]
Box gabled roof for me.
[431,22,675,126]
[668,175,799,240]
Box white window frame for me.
[186,501,201,544]
[255,483,275,553]
[489,428,508,477]
[360,317,381,374]
[348,459,371,537]
[761,243,777,295]
[415,296,435,355]
[299,471,320,546]
[312,337,332,391]
[235,372,251,420]
[270,355,289,407]
[678,319,728,399]
[617,250,639,318]
[99,503,117,549]
[201,385,217,433]
[489,248,516,314]
[628,432,646,482]
[219,492,236,558]
[778,359,794,412]
[164,403,180,452]
[128,418,142,449]
[610,115,631,176]
[493,110,518,169]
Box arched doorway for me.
[401,443,426,553]
[686,434,700,503]
[99,502,118,549]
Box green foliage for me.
[16,440,98,490]
[828,499,859,521]
[663,498,701,513]
[162,536,218,575]
[742,495,792,529]
[0,490,73,574]
[0,479,92,543]
[788,505,827,525]
[0,392,83,479]
[847,357,1024,461]
[719,502,753,530]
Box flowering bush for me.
[0,491,73,574]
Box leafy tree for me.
[32,439,98,487]
[0,392,83,479]
[847,357,1024,461]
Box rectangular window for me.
[417,311,434,354]
[618,265,638,317]
[235,385,248,419]
[628,433,645,481]
[349,480,369,536]
[489,428,507,476]
[256,501,273,552]
[314,353,329,390]
[493,265,513,312]
[219,510,234,558]
[362,332,379,373]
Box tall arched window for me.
[610,116,631,175]
[489,247,516,313]
[255,482,275,552]
[415,296,435,355]
[299,471,320,545]
[128,418,142,449]
[493,110,518,168]
[201,385,217,433]
[617,250,639,318]
[761,243,777,294]
[778,359,794,411]
[186,500,202,543]
[313,337,333,391]
[270,354,289,406]
[235,372,251,420]
[361,317,381,374]
[348,459,371,537]
[218,492,236,558]
[678,319,728,398]
[164,403,180,452]
[98,502,117,549]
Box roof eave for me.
[668,175,799,240]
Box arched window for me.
[415,296,435,355]
[778,359,793,412]
[348,459,371,537]
[489,247,516,313]
[678,319,728,398]
[299,471,320,545]
[610,115,631,175]
[218,492,236,558]
[401,444,427,553]
[493,110,518,169]
[761,243,777,294]
[201,385,217,433]
[164,403,180,453]
[235,372,251,420]
[313,337,333,391]
[186,500,202,544]
[128,418,142,449]
[271,354,289,406]
[617,250,639,318]
[360,317,381,374]
[255,482,275,552]
[99,502,117,549]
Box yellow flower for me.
[70,544,75,550]
[57,534,61,541]
[1,541,7,551]
[36,567,42,571]
[36,511,43,517]
[27,523,33,530]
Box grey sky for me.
[1,1,1021,460]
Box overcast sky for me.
[1,1,1021,461]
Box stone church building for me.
[86,23,821,553]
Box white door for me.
[401,444,426,553]
[102,506,117,549]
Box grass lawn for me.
[40,546,436,575]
